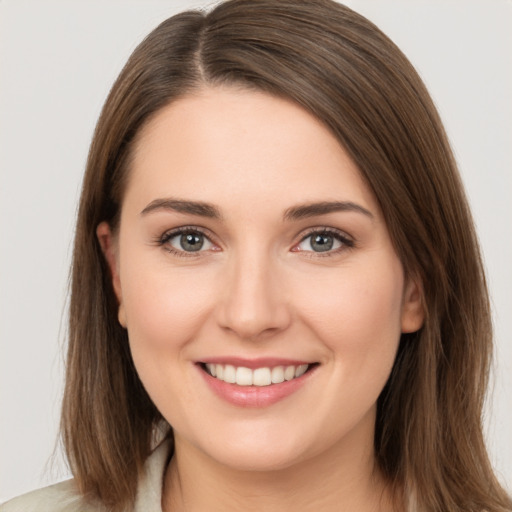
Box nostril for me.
[215,271,292,339]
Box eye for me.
[293,229,353,254]
[161,228,215,254]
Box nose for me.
[216,252,292,341]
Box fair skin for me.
[98,86,424,512]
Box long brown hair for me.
[61,1,512,510]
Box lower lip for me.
[197,365,316,408]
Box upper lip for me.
[198,357,314,369]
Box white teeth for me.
[223,364,236,383]
[284,365,296,381]
[295,364,308,378]
[253,367,271,386]
[271,366,285,384]
[205,363,310,386]
[236,367,253,386]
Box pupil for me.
[181,233,203,252]
[311,234,333,252]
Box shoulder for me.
[0,479,101,512]
[1,437,172,512]
[1,435,172,512]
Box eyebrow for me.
[283,201,374,221]
[140,198,222,219]
[140,198,373,222]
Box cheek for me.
[295,258,404,364]
[290,258,405,439]
[119,260,217,356]
[118,262,219,422]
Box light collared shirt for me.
[0,439,171,512]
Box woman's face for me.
[99,87,423,472]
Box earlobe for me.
[401,276,425,333]
[96,222,126,328]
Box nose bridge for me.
[217,243,290,340]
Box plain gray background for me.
[1,0,511,502]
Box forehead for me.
[125,86,378,216]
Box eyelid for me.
[159,225,210,243]
[292,226,355,254]
[157,225,221,256]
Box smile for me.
[204,363,309,386]
[198,359,318,407]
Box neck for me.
[162,416,400,512]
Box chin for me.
[211,444,305,473]
[189,423,320,473]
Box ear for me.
[96,222,126,328]
[401,275,425,333]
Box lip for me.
[196,359,318,408]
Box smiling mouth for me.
[200,363,317,387]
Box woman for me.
[2,0,510,511]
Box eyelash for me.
[155,226,355,258]
[156,226,216,258]
[294,227,355,258]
